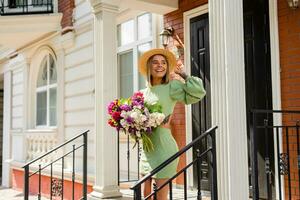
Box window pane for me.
[138,13,152,40]
[49,88,57,126]
[117,20,134,46]
[9,0,24,7]
[119,51,133,98]
[138,42,152,89]
[36,91,47,126]
[49,55,57,84]
[37,56,48,87]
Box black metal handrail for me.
[130,126,218,200]
[250,109,300,200]
[118,131,141,184]
[0,0,53,15]
[23,130,89,200]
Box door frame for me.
[183,3,208,188]
[183,0,282,195]
[268,0,283,198]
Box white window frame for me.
[117,12,163,95]
[35,54,57,128]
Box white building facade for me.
[0,0,289,199]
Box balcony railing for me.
[0,0,53,15]
[26,130,58,162]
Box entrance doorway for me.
[243,0,274,198]
[190,13,212,191]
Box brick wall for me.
[278,0,300,198]
[164,0,208,185]
[58,0,75,31]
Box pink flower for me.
[108,100,119,114]
[112,111,121,121]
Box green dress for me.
[140,76,206,179]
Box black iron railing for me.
[23,130,89,200]
[117,131,141,184]
[130,126,218,200]
[0,0,53,15]
[250,109,300,200]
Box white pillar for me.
[209,0,249,199]
[2,68,12,187]
[88,1,122,199]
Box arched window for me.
[36,53,57,127]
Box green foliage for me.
[145,102,162,113]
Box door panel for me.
[243,0,275,199]
[190,13,211,191]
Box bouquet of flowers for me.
[107,92,167,152]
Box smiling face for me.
[150,54,168,79]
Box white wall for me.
[63,0,95,175]
[11,68,24,130]
[0,0,97,185]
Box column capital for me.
[87,0,120,14]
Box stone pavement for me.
[0,187,48,200]
[0,187,211,200]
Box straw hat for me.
[138,48,177,76]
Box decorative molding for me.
[88,1,119,14]
[0,14,62,49]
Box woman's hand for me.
[170,72,185,83]
[173,59,188,80]
[174,59,185,74]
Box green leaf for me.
[141,133,154,152]
[145,102,163,113]
[120,97,131,105]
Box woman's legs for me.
[154,178,169,200]
[142,175,152,198]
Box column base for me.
[88,185,123,199]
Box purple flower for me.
[108,100,119,114]
[146,127,152,134]
[126,116,134,124]
[131,92,144,106]
[120,104,132,111]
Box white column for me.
[56,49,65,145]
[88,1,122,199]
[209,0,249,199]
[2,68,12,187]
[269,0,283,198]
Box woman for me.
[138,48,206,200]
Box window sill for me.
[25,128,57,134]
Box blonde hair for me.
[146,54,170,87]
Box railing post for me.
[117,130,120,185]
[83,131,88,199]
[210,129,218,200]
[133,185,142,200]
[196,149,202,200]
[24,165,29,200]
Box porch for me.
[0,186,212,200]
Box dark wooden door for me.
[243,0,275,199]
[190,13,211,191]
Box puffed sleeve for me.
[169,76,206,104]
